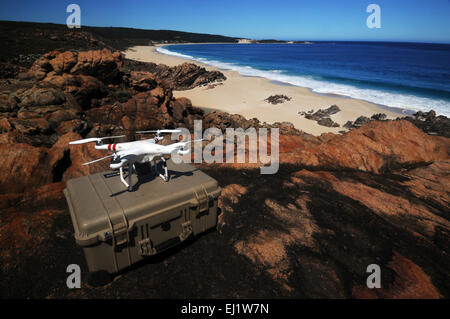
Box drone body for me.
[69,129,198,191]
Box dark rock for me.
[317,117,340,127]
[354,116,371,127]
[301,105,341,127]
[264,95,291,105]
[345,113,388,131]
[343,121,354,129]
[203,111,301,135]
[304,105,341,120]
[122,59,226,90]
[326,104,340,115]
[270,121,300,134]
[371,113,387,121]
[0,62,27,79]
[402,110,450,138]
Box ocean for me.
[158,42,450,116]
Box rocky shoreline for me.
[0,48,449,298]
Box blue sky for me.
[1,0,449,43]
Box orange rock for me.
[279,120,449,173]
[0,143,53,193]
[352,252,442,299]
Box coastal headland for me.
[125,44,403,135]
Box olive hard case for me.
[64,160,221,275]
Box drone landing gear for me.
[159,157,169,182]
[117,159,169,191]
[119,164,135,191]
[152,158,169,182]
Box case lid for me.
[64,160,220,246]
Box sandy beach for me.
[124,45,403,135]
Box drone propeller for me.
[82,154,115,166]
[69,135,126,145]
[136,129,182,134]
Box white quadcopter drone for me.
[69,129,200,191]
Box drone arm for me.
[82,154,114,165]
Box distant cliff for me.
[0,20,239,61]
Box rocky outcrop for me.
[122,59,226,90]
[0,49,216,147]
[86,90,204,137]
[203,110,303,135]
[344,110,450,138]
[28,49,124,83]
[215,160,449,298]
[299,105,341,127]
[403,110,450,138]
[282,120,449,173]
[344,114,385,130]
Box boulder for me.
[0,91,20,112]
[0,118,13,132]
[301,105,341,127]
[28,49,123,84]
[18,87,66,107]
[70,49,123,83]
[354,116,371,127]
[129,71,157,92]
[317,117,339,127]
[44,74,107,109]
[264,95,292,105]
[48,51,77,74]
[371,113,387,121]
[171,97,190,121]
[0,143,53,193]
[56,119,90,136]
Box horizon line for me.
[2,19,450,45]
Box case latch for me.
[179,221,193,241]
[138,237,155,256]
[112,221,128,246]
[196,187,209,212]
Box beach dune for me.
[124,45,402,135]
